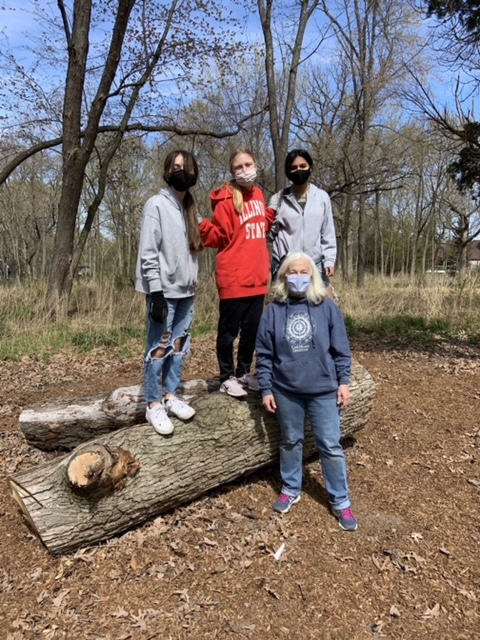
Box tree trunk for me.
[10,369,375,555]
[20,364,373,451]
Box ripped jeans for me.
[144,295,195,404]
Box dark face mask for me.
[168,170,197,192]
[287,169,311,186]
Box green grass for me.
[0,273,479,360]
[71,325,144,352]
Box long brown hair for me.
[163,150,203,252]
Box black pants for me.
[217,295,265,382]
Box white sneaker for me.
[146,404,174,435]
[238,373,259,391]
[220,376,248,397]
[164,396,195,420]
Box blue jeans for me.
[274,390,351,510]
[144,295,195,403]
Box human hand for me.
[325,266,335,278]
[268,190,282,211]
[262,394,277,413]
[337,384,350,408]
[150,291,168,323]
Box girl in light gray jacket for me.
[135,150,203,436]
[268,149,336,294]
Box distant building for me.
[467,240,480,271]
[77,265,92,277]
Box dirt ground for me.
[0,333,479,640]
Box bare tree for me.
[0,0,255,310]
[257,0,322,190]
[319,0,423,286]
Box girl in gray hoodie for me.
[136,150,203,436]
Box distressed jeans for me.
[274,389,351,510]
[144,295,195,404]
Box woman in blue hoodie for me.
[255,252,357,530]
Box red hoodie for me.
[200,184,275,300]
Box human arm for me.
[320,193,337,271]
[255,306,275,404]
[198,200,234,249]
[138,198,163,293]
[327,301,352,387]
[266,190,283,241]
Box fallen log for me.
[8,364,375,555]
[19,378,213,450]
[20,363,370,451]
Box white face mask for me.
[234,169,257,187]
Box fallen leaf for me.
[422,602,440,618]
[410,532,423,542]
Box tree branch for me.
[0,107,268,185]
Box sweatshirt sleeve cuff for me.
[148,278,162,293]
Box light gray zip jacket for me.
[268,184,336,268]
[135,188,198,298]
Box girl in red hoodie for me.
[199,149,275,397]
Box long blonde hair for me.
[272,252,328,305]
[220,148,257,215]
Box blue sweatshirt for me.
[255,297,351,398]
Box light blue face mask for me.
[287,274,311,295]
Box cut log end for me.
[67,452,106,489]
[66,444,140,496]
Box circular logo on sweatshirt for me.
[286,311,313,352]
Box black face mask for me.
[168,170,197,192]
[287,169,311,186]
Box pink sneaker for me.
[238,373,259,391]
[220,376,248,397]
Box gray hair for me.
[271,252,328,304]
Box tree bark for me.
[20,363,373,451]
[10,368,375,555]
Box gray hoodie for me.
[268,184,336,268]
[135,188,198,298]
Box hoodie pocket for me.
[277,357,332,391]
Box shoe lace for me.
[339,507,355,520]
[278,493,291,503]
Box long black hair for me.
[163,150,203,252]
